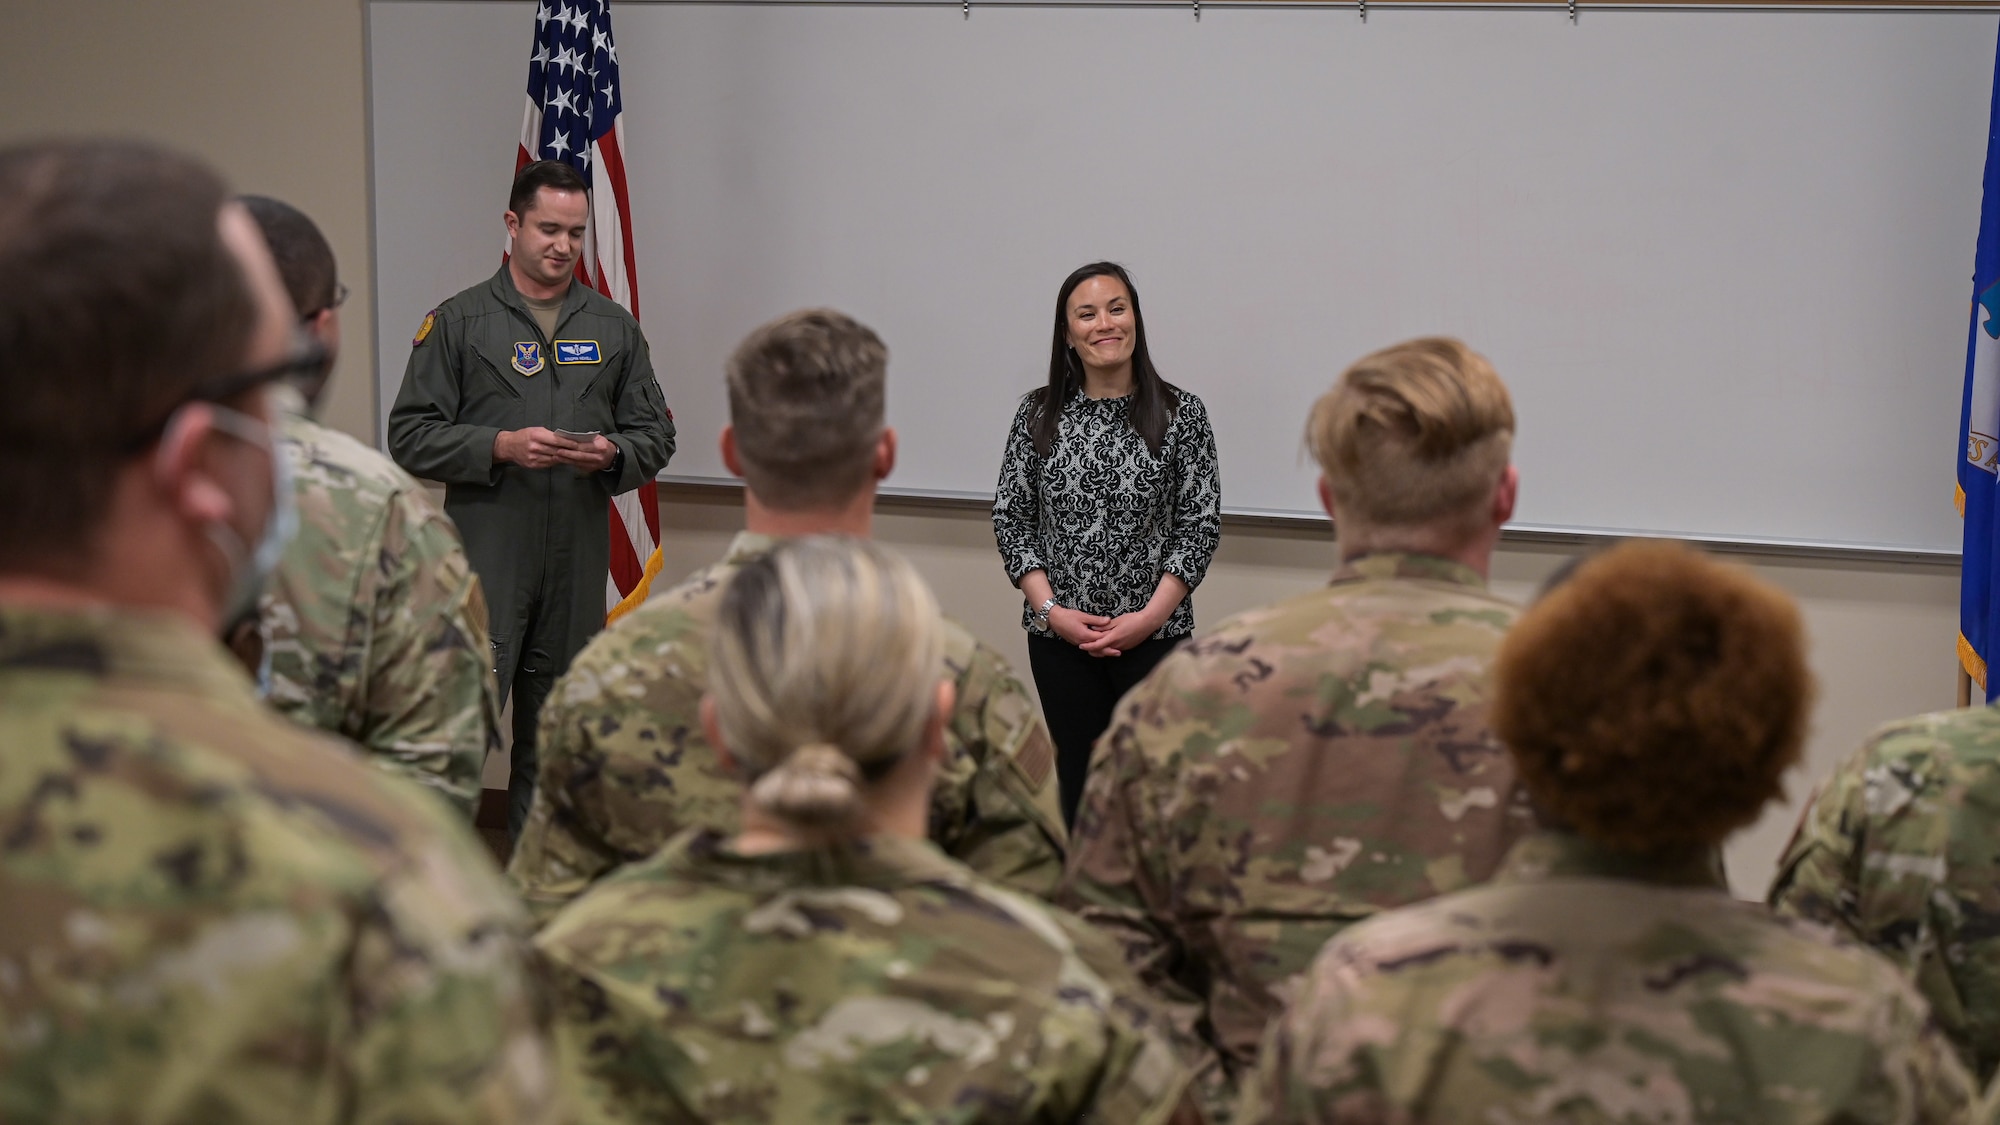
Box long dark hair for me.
[1029,261,1179,458]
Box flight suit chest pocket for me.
[553,339,622,428]
[467,343,529,429]
[470,343,530,398]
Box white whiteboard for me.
[369,0,1995,553]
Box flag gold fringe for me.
[606,545,665,627]
[1962,632,1988,693]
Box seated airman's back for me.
[1238,542,1977,1125]
[0,138,558,1124]
[538,827,1182,1124]
[536,536,1194,1124]
[510,308,1066,923]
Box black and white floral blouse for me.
[992,388,1222,640]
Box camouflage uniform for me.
[535,828,1192,1124]
[1237,831,1977,1124]
[0,604,561,1123]
[1059,552,1532,1121]
[1769,703,2000,1085]
[257,387,500,812]
[508,532,1067,922]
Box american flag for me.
[517,0,663,618]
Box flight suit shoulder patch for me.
[412,308,438,347]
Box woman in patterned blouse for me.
[991,261,1222,828]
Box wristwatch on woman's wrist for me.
[1032,598,1057,627]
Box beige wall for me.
[0,0,378,443]
[6,0,1967,898]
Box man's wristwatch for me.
[1032,598,1057,627]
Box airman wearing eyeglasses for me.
[235,195,500,813]
[0,139,562,1123]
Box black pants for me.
[493,591,573,844]
[1027,633,1186,830]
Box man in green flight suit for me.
[389,160,676,839]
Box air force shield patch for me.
[511,341,545,376]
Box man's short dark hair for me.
[240,195,337,401]
[509,160,589,218]
[726,309,888,511]
[240,195,336,317]
[0,139,257,572]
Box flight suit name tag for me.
[554,340,601,364]
[511,341,544,376]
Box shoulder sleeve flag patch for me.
[1012,730,1056,793]
[412,309,438,347]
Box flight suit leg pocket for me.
[488,631,517,708]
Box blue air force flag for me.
[1959,25,2000,700]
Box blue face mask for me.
[198,402,299,627]
[132,340,324,646]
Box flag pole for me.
[1963,667,1976,708]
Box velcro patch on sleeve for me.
[412,309,437,346]
[1011,730,1056,793]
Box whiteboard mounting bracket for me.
[1193,0,1200,21]
[1357,0,1367,21]
[963,0,970,18]
[1568,0,1578,22]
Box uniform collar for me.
[720,530,781,568]
[486,264,592,334]
[1331,551,1487,591]
[1493,831,1728,891]
[0,603,259,705]
[268,381,313,423]
[659,828,972,893]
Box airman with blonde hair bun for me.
[536,536,1203,1125]
[707,536,948,840]
[1240,541,1975,1124]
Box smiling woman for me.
[991,261,1222,828]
